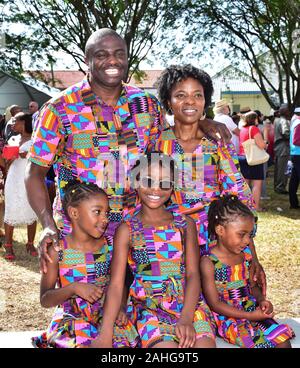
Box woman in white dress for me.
[3,112,37,261]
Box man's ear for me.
[215,224,225,237]
[68,206,79,220]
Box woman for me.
[238,111,267,212]
[153,64,266,292]
[3,112,38,261]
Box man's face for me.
[29,102,38,114]
[86,35,128,89]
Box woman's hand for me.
[74,283,103,304]
[175,318,196,348]
[199,118,232,144]
[250,260,267,297]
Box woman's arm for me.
[176,217,201,348]
[91,223,130,347]
[254,131,267,149]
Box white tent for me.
[0,70,60,114]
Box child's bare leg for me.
[194,336,216,348]
[152,341,179,348]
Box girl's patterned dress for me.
[206,247,295,348]
[154,123,256,255]
[126,211,216,348]
[32,237,139,348]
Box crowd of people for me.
[0,28,297,349]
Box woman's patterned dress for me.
[126,211,216,348]
[32,237,139,348]
[206,248,295,348]
[154,124,256,255]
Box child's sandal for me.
[3,243,16,261]
[26,242,38,257]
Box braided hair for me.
[62,180,107,219]
[208,195,255,239]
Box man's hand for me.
[39,226,59,274]
[199,118,232,144]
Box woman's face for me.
[12,118,24,133]
[169,77,205,125]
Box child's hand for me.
[116,309,128,327]
[248,307,274,321]
[74,283,103,304]
[259,300,273,315]
[175,318,196,348]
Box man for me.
[213,99,240,152]
[28,101,40,131]
[25,28,230,273]
[28,101,39,115]
[289,107,300,209]
[274,103,291,194]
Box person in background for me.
[289,107,300,209]
[28,101,39,115]
[3,105,22,141]
[200,195,294,348]
[3,113,37,261]
[273,103,290,194]
[213,99,240,153]
[238,111,267,212]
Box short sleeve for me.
[250,126,261,139]
[28,103,63,167]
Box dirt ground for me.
[0,175,299,332]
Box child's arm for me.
[40,246,103,308]
[90,223,130,348]
[200,256,272,321]
[176,217,201,348]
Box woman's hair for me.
[62,180,107,219]
[243,111,258,127]
[156,64,214,113]
[208,195,254,239]
[15,112,33,134]
[131,151,177,187]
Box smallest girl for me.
[200,195,295,348]
[32,181,138,348]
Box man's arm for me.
[199,118,232,143]
[25,161,59,272]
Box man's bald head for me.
[85,28,127,60]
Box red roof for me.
[29,70,163,90]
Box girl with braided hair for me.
[200,195,294,348]
[32,181,138,348]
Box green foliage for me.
[0,0,167,81]
[160,0,300,109]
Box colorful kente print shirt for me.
[28,78,162,236]
[154,123,257,254]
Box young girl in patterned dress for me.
[200,195,295,348]
[32,181,138,348]
[94,152,216,348]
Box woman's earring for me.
[167,107,173,115]
[200,113,206,120]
